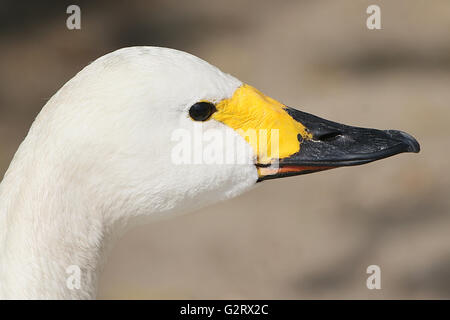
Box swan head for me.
[28,46,419,224]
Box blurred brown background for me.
[1,0,449,299]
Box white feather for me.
[0,47,258,299]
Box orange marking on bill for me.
[258,165,333,177]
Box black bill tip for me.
[384,130,420,153]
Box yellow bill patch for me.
[212,84,312,164]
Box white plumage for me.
[0,47,258,299]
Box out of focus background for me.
[1,0,449,299]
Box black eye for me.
[189,102,216,121]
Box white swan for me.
[0,47,419,299]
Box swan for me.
[0,47,420,299]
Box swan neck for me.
[0,155,110,299]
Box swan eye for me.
[189,102,216,121]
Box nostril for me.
[312,129,342,142]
